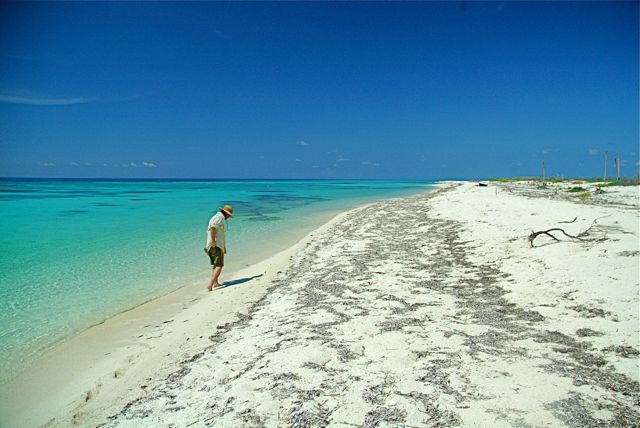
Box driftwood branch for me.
[528,228,584,247]
[558,216,577,224]
[576,215,611,238]
[528,215,611,247]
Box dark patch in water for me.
[0,188,40,193]
[49,190,122,197]
[0,194,87,201]
[59,209,89,216]
[0,191,121,201]
[254,194,325,203]
[90,202,120,207]
[128,198,151,201]
[180,185,212,190]
[122,190,167,194]
[219,201,265,217]
[247,216,281,222]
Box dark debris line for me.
[104,188,639,427]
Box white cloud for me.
[83,162,91,166]
[361,161,380,166]
[102,163,108,167]
[42,162,55,167]
[336,155,350,162]
[0,94,97,105]
[71,162,79,166]
[312,165,320,168]
[588,149,598,156]
[542,148,553,155]
[130,162,138,167]
[296,140,309,146]
[142,161,157,168]
[294,158,303,163]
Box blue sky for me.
[0,1,637,179]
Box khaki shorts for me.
[205,246,224,267]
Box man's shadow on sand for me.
[220,274,263,289]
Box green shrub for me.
[486,176,542,182]
[568,186,587,192]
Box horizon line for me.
[0,176,443,182]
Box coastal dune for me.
[3,181,639,427]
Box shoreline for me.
[0,187,440,428]
[0,179,435,388]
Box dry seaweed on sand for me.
[601,345,640,359]
[396,391,461,427]
[545,392,640,428]
[575,328,604,337]
[286,400,331,428]
[568,304,610,319]
[362,375,395,405]
[363,406,407,428]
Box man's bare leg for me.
[207,267,223,291]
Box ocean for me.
[0,179,432,383]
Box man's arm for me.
[209,227,217,248]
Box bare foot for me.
[208,282,222,292]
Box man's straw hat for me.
[220,204,234,217]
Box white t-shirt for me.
[206,211,227,253]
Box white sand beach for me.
[1,181,638,427]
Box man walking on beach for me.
[205,204,234,291]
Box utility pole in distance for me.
[604,150,608,181]
[615,154,621,181]
[542,161,546,183]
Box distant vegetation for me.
[486,177,639,186]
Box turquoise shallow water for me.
[0,179,432,383]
